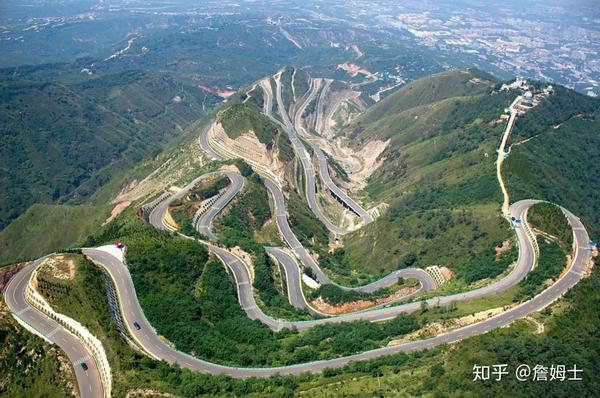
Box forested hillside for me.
[504,86,600,239]
[0,72,218,230]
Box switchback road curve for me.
[3,88,594,392]
[147,171,435,309]
[271,73,372,234]
[143,177,575,330]
[83,198,592,379]
[4,255,104,398]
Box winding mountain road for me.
[3,77,594,395]
[69,197,594,380]
[4,256,105,398]
[272,73,372,234]
[292,77,373,225]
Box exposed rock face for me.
[209,122,286,181]
[211,122,273,165]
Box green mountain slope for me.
[0,72,218,229]
[351,69,494,134]
[504,86,600,239]
[332,70,517,284]
[218,102,295,164]
[0,203,112,265]
[335,71,599,287]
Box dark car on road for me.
[133,321,141,330]
[81,362,88,371]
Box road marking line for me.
[16,307,31,316]
[46,327,61,338]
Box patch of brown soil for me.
[198,84,236,98]
[440,266,453,281]
[163,210,179,230]
[345,139,390,190]
[389,305,512,345]
[103,201,131,226]
[40,255,75,280]
[125,389,179,398]
[311,285,420,315]
[495,239,512,260]
[0,263,26,292]
[337,63,373,78]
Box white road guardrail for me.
[25,266,112,398]
[522,208,539,268]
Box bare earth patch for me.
[163,210,179,230]
[125,389,178,398]
[495,239,512,259]
[388,305,512,346]
[39,254,76,280]
[336,63,374,78]
[310,285,420,315]
[103,201,131,226]
[440,266,453,281]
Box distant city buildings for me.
[374,4,599,96]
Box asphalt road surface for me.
[195,172,245,240]
[294,77,373,225]
[80,197,591,378]
[4,78,594,391]
[8,205,590,383]
[4,255,105,398]
[272,74,371,235]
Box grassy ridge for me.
[0,203,112,265]
[352,69,494,132]
[220,103,282,144]
[335,71,515,283]
[505,92,600,239]
[0,72,216,230]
